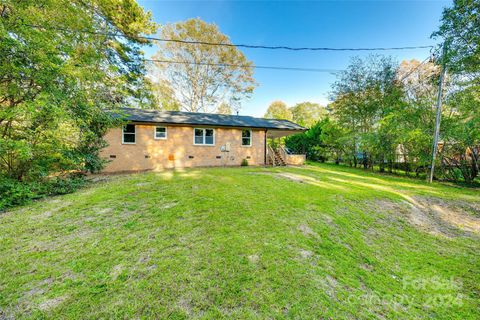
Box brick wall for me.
[100,124,266,172]
[285,154,306,165]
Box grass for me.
[0,163,479,319]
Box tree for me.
[264,101,292,120]
[152,18,256,113]
[146,79,181,111]
[394,60,440,174]
[319,118,349,164]
[398,59,439,101]
[0,0,156,184]
[285,119,325,161]
[439,87,480,182]
[432,0,480,74]
[217,102,233,115]
[431,0,480,182]
[289,102,327,128]
[329,55,403,168]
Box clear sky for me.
[138,0,451,117]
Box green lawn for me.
[1,164,479,319]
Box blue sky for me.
[139,0,450,117]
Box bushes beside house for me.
[0,174,86,211]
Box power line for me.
[145,59,343,73]
[15,23,438,75]
[152,39,434,52]
[22,23,434,52]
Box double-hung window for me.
[122,124,136,144]
[194,128,215,145]
[242,129,252,146]
[154,126,167,139]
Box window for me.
[154,126,167,139]
[122,124,135,144]
[242,129,252,146]
[194,128,215,145]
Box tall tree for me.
[217,102,233,115]
[432,0,480,182]
[146,79,181,111]
[329,55,403,168]
[432,0,480,74]
[289,102,326,128]
[264,101,292,120]
[152,18,256,113]
[394,59,440,173]
[0,0,156,180]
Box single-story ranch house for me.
[101,108,306,172]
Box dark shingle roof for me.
[113,108,306,131]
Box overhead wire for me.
[16,23,437,76]
[144,59,342,73]
[22,23,434,52]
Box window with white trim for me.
[194,128,215,145]
[154,126,167,139]
[122,124,136,144]
[242,129,252,146]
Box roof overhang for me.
[267,129,306,138]
[110,108,306,132]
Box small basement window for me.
[122,124,136,144]
[154,126,167,139]
[242,129,252,146]
[194,128,215,145]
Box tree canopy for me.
[151,18,256,113]
[0,0,156,207]
[264,101,292,120]
[290,102,327,128]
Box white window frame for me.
[122,124,136,144]
[193,128,215,146]
[154,126,167,140]
[241,129,252,147]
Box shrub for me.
[0,178,36,209]
[241,159,249,166]
[0,175,86,211]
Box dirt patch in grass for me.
[318,275,338,299]
[32,200,73,220]
[38,296,68,311]
[373,196,480,238]
[277,172,309,183]
[299,249,313,259]
[248,254,260,263]
[298,224,318,237]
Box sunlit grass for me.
[0,164,478,319]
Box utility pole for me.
[428,42,448,183]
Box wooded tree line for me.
[0,0,157,208]
[285,0,479,183]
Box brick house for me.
[101,108,306,172]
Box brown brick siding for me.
[100,124,266,172]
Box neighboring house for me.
[101,108,306,172]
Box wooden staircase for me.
[273,148,286,166]
[267,146,286,166]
